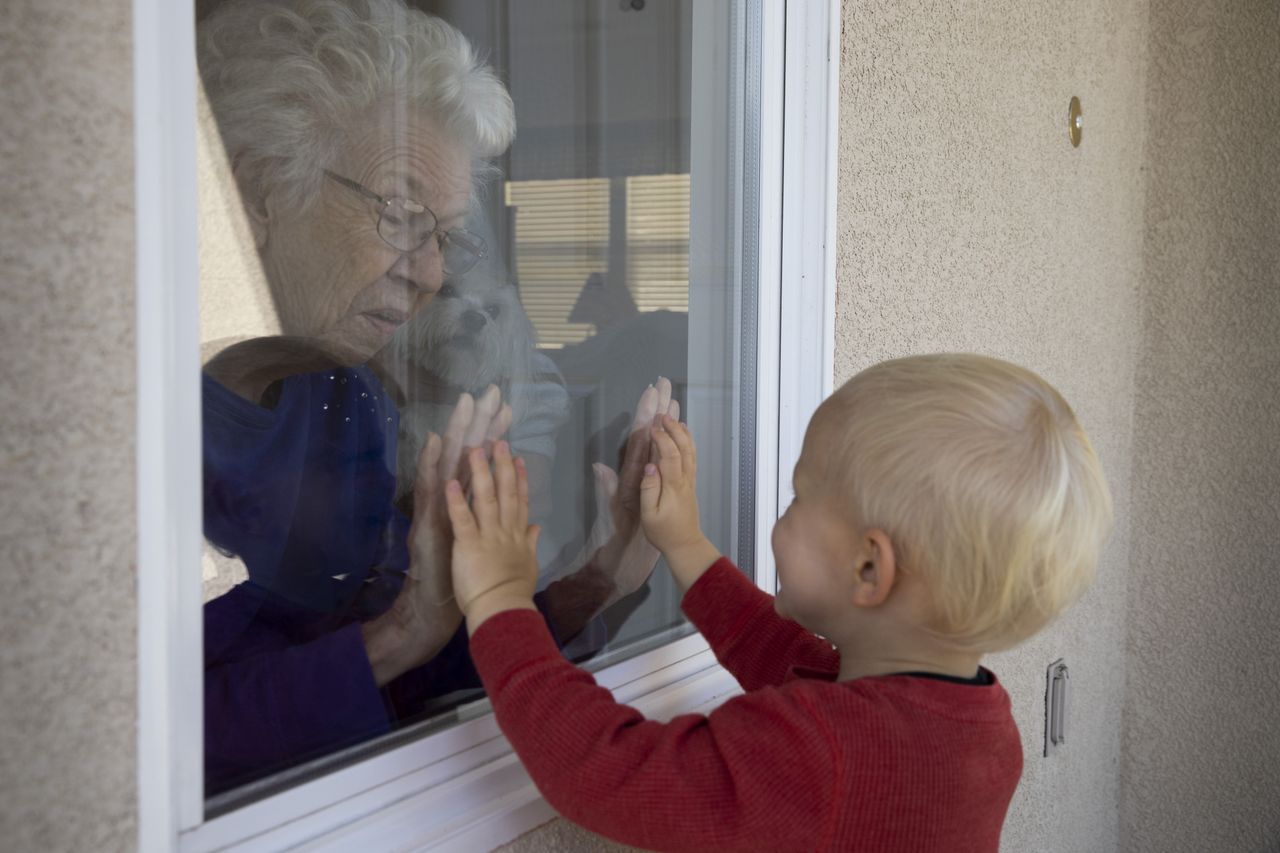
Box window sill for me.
[181,638,740,852]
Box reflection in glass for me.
[197,0,753,808]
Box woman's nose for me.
[462,310,487,333]
[392,239,445,293]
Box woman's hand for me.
[594,377,680,605]
[447,442,541,635]
[406,385,512,606]
[640,415,721,593]
[362,385,511,686]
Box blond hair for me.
[817,354,1112,651]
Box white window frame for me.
[135,0,839,849]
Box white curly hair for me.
[198,0,515,211]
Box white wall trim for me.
[135,0,204,846]
[776,0,842,514]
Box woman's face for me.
[258,106,474,361]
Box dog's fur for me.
[383,262,550,498]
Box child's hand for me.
[639,415,721,592]
[446,441,541,634]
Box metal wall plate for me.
[1044,659,1070,756]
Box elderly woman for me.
[197,0,669,794]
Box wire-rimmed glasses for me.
[322,170,488,275]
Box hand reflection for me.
[594,377,680,609]
[540,377,680,644]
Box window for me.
[137,0,837,848]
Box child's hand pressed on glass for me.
[446,440,541,632]
[639,414,722,592]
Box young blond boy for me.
[445,353,1112,852]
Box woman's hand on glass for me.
[639,414,720,593]
[595,377,680,607]
[362,385,511,685]
[528,378,679,644]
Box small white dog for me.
[384,262,569,519]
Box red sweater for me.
[470,558,1022,852]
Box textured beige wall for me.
[1121,2,1280,851]
[0,2,138,852]
[834,1,1145,851]
[497,819,645,853]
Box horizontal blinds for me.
[505,174,690,349]
[505,178,608,349]
[626,173,690,314]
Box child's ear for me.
[850,529,897,608]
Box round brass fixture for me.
[1068,96,1083,147]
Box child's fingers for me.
[467,446,499,528]
[639,462,661,516]
[445,479,478,540]
[515,455,530,532]
[525,523,542,554]
[413,432,442,504]
[492,441,519,530]
[650,421,683,481]
[665,416,697,478]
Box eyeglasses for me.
[322,170,487,275]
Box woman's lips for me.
[361,309,409,337]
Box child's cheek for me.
[773,594,791,620]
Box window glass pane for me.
[196,0,756,810]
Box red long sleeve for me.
[470,560,1023,852]
[679,557,840,689]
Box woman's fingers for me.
[413,432,443,505]
[654,376,672,419]
[631,383,658,433]
[441,393,474,479]
[666,398,680,424]
[651,420,683,482]
[464,384,501,450]
[487,402,512,444]
[617,418,650,492]
[515,455,530,532]
[665,416,696,477]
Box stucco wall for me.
[833,1,1146,851]
[0,2,138,852]
[1121,2,1280,851]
